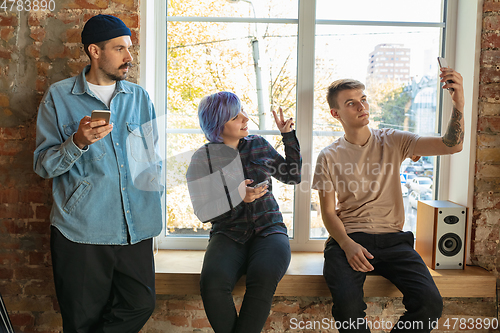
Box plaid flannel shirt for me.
[186,131,302,244]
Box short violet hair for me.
[198,91,241,143]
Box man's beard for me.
[100,62,133,81]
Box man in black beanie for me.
[34,14,163,332]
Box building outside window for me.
[154,0,455,251]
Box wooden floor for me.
[154,250,497,298]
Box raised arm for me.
[413,67,465,156]
[318,189,374,272]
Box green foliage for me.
[372,86,413,131]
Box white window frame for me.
[141,0,482,255]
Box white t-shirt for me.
[312,128,420,234]
[88,82,116,108]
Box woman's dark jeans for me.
[200,233,291,333]
[323,231,443,333]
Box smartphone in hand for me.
[251,179,269,188]
[437,57,454,91]
[91,110,111,124]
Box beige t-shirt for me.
[312,128,420,234]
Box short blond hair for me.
[327,79,365,109]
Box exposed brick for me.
[0,94,8,107]
[15,266,53,281]
[480,67,500,84]
[0,251,23,265]
[477,147,500,163]
[166,315,189,327]
[0,27,15,42]
[65,28,81,43]
[476,164,500,178]
[35,205,51,220]
[10,313,35,327]
[0,188,19,203]
[484,1,500,13]
[0,48,11,59]
[56,12,82,25]
[3,295,54,312]
[484,14,500,31]
[475,178,500,194]
[191,317,210,329]
[30,27,46,42]
[110,0,136,11]
[35,311,63,328]
[482,31,500,49]
[0,267,14,279]
[0,220,28,234]
[0,280,23,295]
[36,78,48,92]
[477,116,500,132]
[116,13,139,29]
[25,44,40,58]
[24,280,55,296]
[67,61,88,76]
[0,126,27,139]
[65,0,108,9]
[0,14,18,26]
[28,251,46,265]
[479,101,500,116]
[271,300,301,313]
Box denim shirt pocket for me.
[63,121,106,163]
[63,180,92,214]
[126,122,155,162]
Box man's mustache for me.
[120,62,134,69]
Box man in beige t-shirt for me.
[312,67,464,332]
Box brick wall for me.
[0,1,499,333]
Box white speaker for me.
[415,200,467,270]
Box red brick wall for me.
[0,1,499,333]
[473,0,500,280]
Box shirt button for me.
[126,210,130,214]
[122,187,125,191]
[121,164,124,168]
[116,143,119,146]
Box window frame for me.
[141,0,481,254]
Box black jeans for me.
[50,226,156,333]
[323,231,443,333]
[200,233,291,333]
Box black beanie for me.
[81,14,131,45]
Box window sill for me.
[154,250,496,298]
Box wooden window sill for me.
[154,250,496,298]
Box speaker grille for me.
[438,233,462,257]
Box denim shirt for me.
[34,65,163,245]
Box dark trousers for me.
[50,226,156,333]
[200,233,291,333]
[323,231,443,333]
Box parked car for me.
[409,190,433,209]
[402,173,417,189]
[409,177,433,194]
[401,183,409,197]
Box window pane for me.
[311,25,441,239]
[166,20,298,237]
[316,0,443,22]
[168,0,298,19]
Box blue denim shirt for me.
[34,65,163,245]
